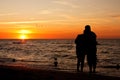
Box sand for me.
[0,64,120,80]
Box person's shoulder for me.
[91,31,97,38]
[78,34,85,39]
[78,34,84,36]
[78,34,84,38]
[91,31,95,34]
[91,31,96,35]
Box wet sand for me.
[0,64,120,80]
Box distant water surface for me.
[0,39,120,77]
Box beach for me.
[0,63,120,80]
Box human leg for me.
[77,58,80,72]
[87,54,93,73]
[80,55,85,72]
[93,55,97,73]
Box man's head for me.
[85,25,91,31]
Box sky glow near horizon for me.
[0,0,120,39]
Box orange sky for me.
[0,0,120,39]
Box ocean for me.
[0,39,120,77]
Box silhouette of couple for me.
[75,25,97,73]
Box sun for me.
[17,29,32,39]
[19,34,28,39]
[20,34,26,39]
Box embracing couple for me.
[75,25,97,73]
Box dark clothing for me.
[75,34,86,72]
[75,34,85,57]
[75,25,97,73]
[84,31,97,72]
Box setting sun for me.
[17,29,32,39]
[20,34,27,39]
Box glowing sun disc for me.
[20,34,27,39]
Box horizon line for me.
[0,38,120,40]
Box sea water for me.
[0,39,120,77]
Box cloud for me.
[0,13,18,16]
[0,21,48,24]
[0,19,72,25]
[53,0,79,8]
[38,10,52,14]
[58,14,76,20]
[110,14,120,19]
[106,13,120,20]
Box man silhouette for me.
[83,25,97,73]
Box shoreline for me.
[0,64,120,80]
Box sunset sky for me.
[0,0,120,39]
